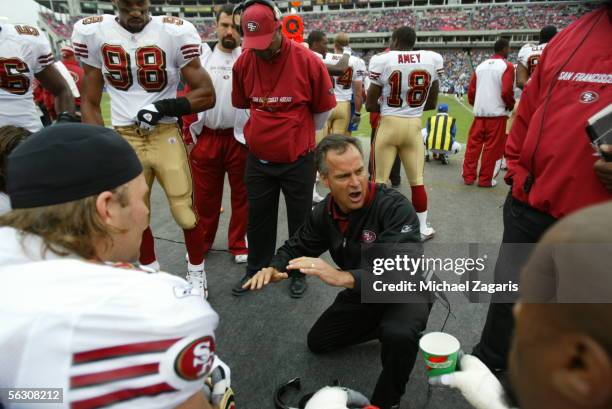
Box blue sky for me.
[0,0,41,26]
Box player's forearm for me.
[53,87,75,115]
[353,84,363,113]
[81,99,105,126]
[185,87,216,113]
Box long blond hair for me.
[0,187,128,260]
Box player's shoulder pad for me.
[9,24,49,46]
[73,15,109,36]
[156,15,198,37]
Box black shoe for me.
[441,154,449,165]
[289,275,307,298]
[231,273,253,296]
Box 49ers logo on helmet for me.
[246,21,260,33]
[174,335,215,380]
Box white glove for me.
[429,355,512,409]
[350,114,361,129]
[304,386,371,409]
[203,356,233,408]
[135,103,162,130]
[342,46,352,56]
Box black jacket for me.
[269,184,421,294]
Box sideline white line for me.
[452,95,473,113]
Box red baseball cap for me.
[241,3,281,50]
[60,45,74,58]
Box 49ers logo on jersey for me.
[174,336,215,380]
[362,230,377,243]
[579,91,599,104]
[246,21,260,33]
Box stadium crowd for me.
[39,2,596,41]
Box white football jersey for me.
[0,24,54,132]
[369,50,443,118]
[518,43,547,77]
[0,227,219,409]
[323,54,363,102]
[72,15,201,126]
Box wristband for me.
[153,97,192,117]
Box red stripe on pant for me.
[190,127,248,256]
[462,116,507,186]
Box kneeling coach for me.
[244,135,431,409]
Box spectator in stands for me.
[0,126,31,216]
[462,39,515,187]
[473,4,612,375]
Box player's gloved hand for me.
[350,113,361,129]
[55,111,81,123]
[203,356,234,409]
[136,104,163,130]
[428,354,513,409]
[342,46,352,56]
[304,386,376,409]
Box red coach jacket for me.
[505,6,612,219]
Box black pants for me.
[369,127,401,185]
[244,152,316,276]
[472,192,557,371]
[308,290,431,409]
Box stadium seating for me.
[39,2,595,41]
[38,2,592,93]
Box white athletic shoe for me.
[234,254,248,264]
[140,260,160,272]
[420,226,436,242]
[186,263,208,299]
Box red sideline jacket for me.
[505,7,612,218]
[467,55,515,117]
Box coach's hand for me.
[136,103,163,130]
[243,267,288,290]
[594,144,612,191]
[287,257,355,289]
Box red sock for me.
[411,185,428,213]
[184,223,205,265]
[139,226,156,265]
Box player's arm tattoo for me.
[180,58,215,113]
[80,63,105,126]
[35,64,75,115]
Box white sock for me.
[188,261,204,274]
[141,260,160,271]
[416,211,429,234]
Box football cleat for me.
[186,263,208,299]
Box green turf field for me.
[101,93,474,141]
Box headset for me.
[232,0,283,37]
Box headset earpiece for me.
[233,0,283,37]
